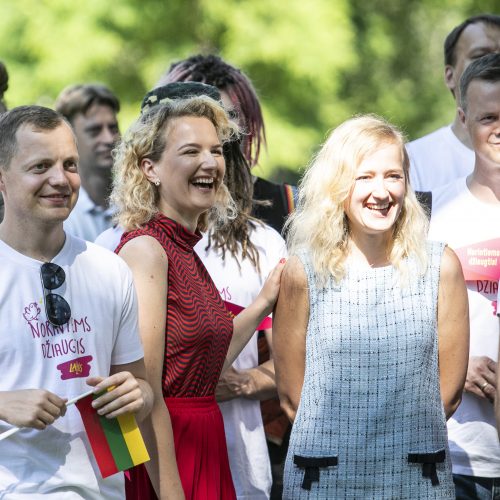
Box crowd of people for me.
[0,12,499,500]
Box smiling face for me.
[143,115,225,230]
[345,142,406,243]
[460,79,500,168]
[0,122,80,226]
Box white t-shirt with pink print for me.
[428,176,500,478]
[0,234,143,499]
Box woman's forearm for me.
[224,297,270,372]
[141,403,184,499]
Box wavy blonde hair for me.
[286,114,429,285]
[111,96,238,231]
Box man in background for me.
[55,83,120,241]
[407,14,500,192]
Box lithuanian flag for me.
[76,392,150,478]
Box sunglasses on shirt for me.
[40,262,71,326]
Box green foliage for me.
[0,0,491,179]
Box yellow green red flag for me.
[76,392,150,478]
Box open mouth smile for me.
[365,202,391,213]
[190,177,216,190]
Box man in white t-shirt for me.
[0,105,153,498]
[428,53,500,499]
[56,84,120,242]
[407,14,500,192]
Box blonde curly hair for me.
[286,114,429,286]
[111,96,238,231]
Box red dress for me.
[116,214,236,500]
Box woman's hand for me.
[224,259,286,372]
[254,258,286,317]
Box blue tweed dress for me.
[283,241,455,499]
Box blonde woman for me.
[111,96,284,500]
[274,115,469,498]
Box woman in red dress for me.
[111,95,283,499]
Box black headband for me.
[141,82,222,113]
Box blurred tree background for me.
[0,0,497,181]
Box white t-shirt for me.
[64,188,114,242]
[195,223,287,500]
[428,176,500,477]
[407,125,474,192]
[95,225,123,251]
[0,234,144,498]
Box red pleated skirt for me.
[125,396,236,500]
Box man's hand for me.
[0,389,67,430]
[216,361,277,402]
[87,371,145,419]
[464,356,497,402]
[216,367,255,402]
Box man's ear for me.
[458,107,467,126]
[445,65,457,97]
[140,158,159,185]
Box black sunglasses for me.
[40,263,71,326]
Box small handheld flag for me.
[75,392,150,478]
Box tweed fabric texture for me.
[283,241,454,499]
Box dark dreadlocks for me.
[159,54,266,168]
[156,56,268,273]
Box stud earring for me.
[154,180,160,187]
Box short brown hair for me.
[460,53,500,111]
[0,105,66,169]
[55,83,120,124]
[444,14,500,66]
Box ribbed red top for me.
[116,213,233,397]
